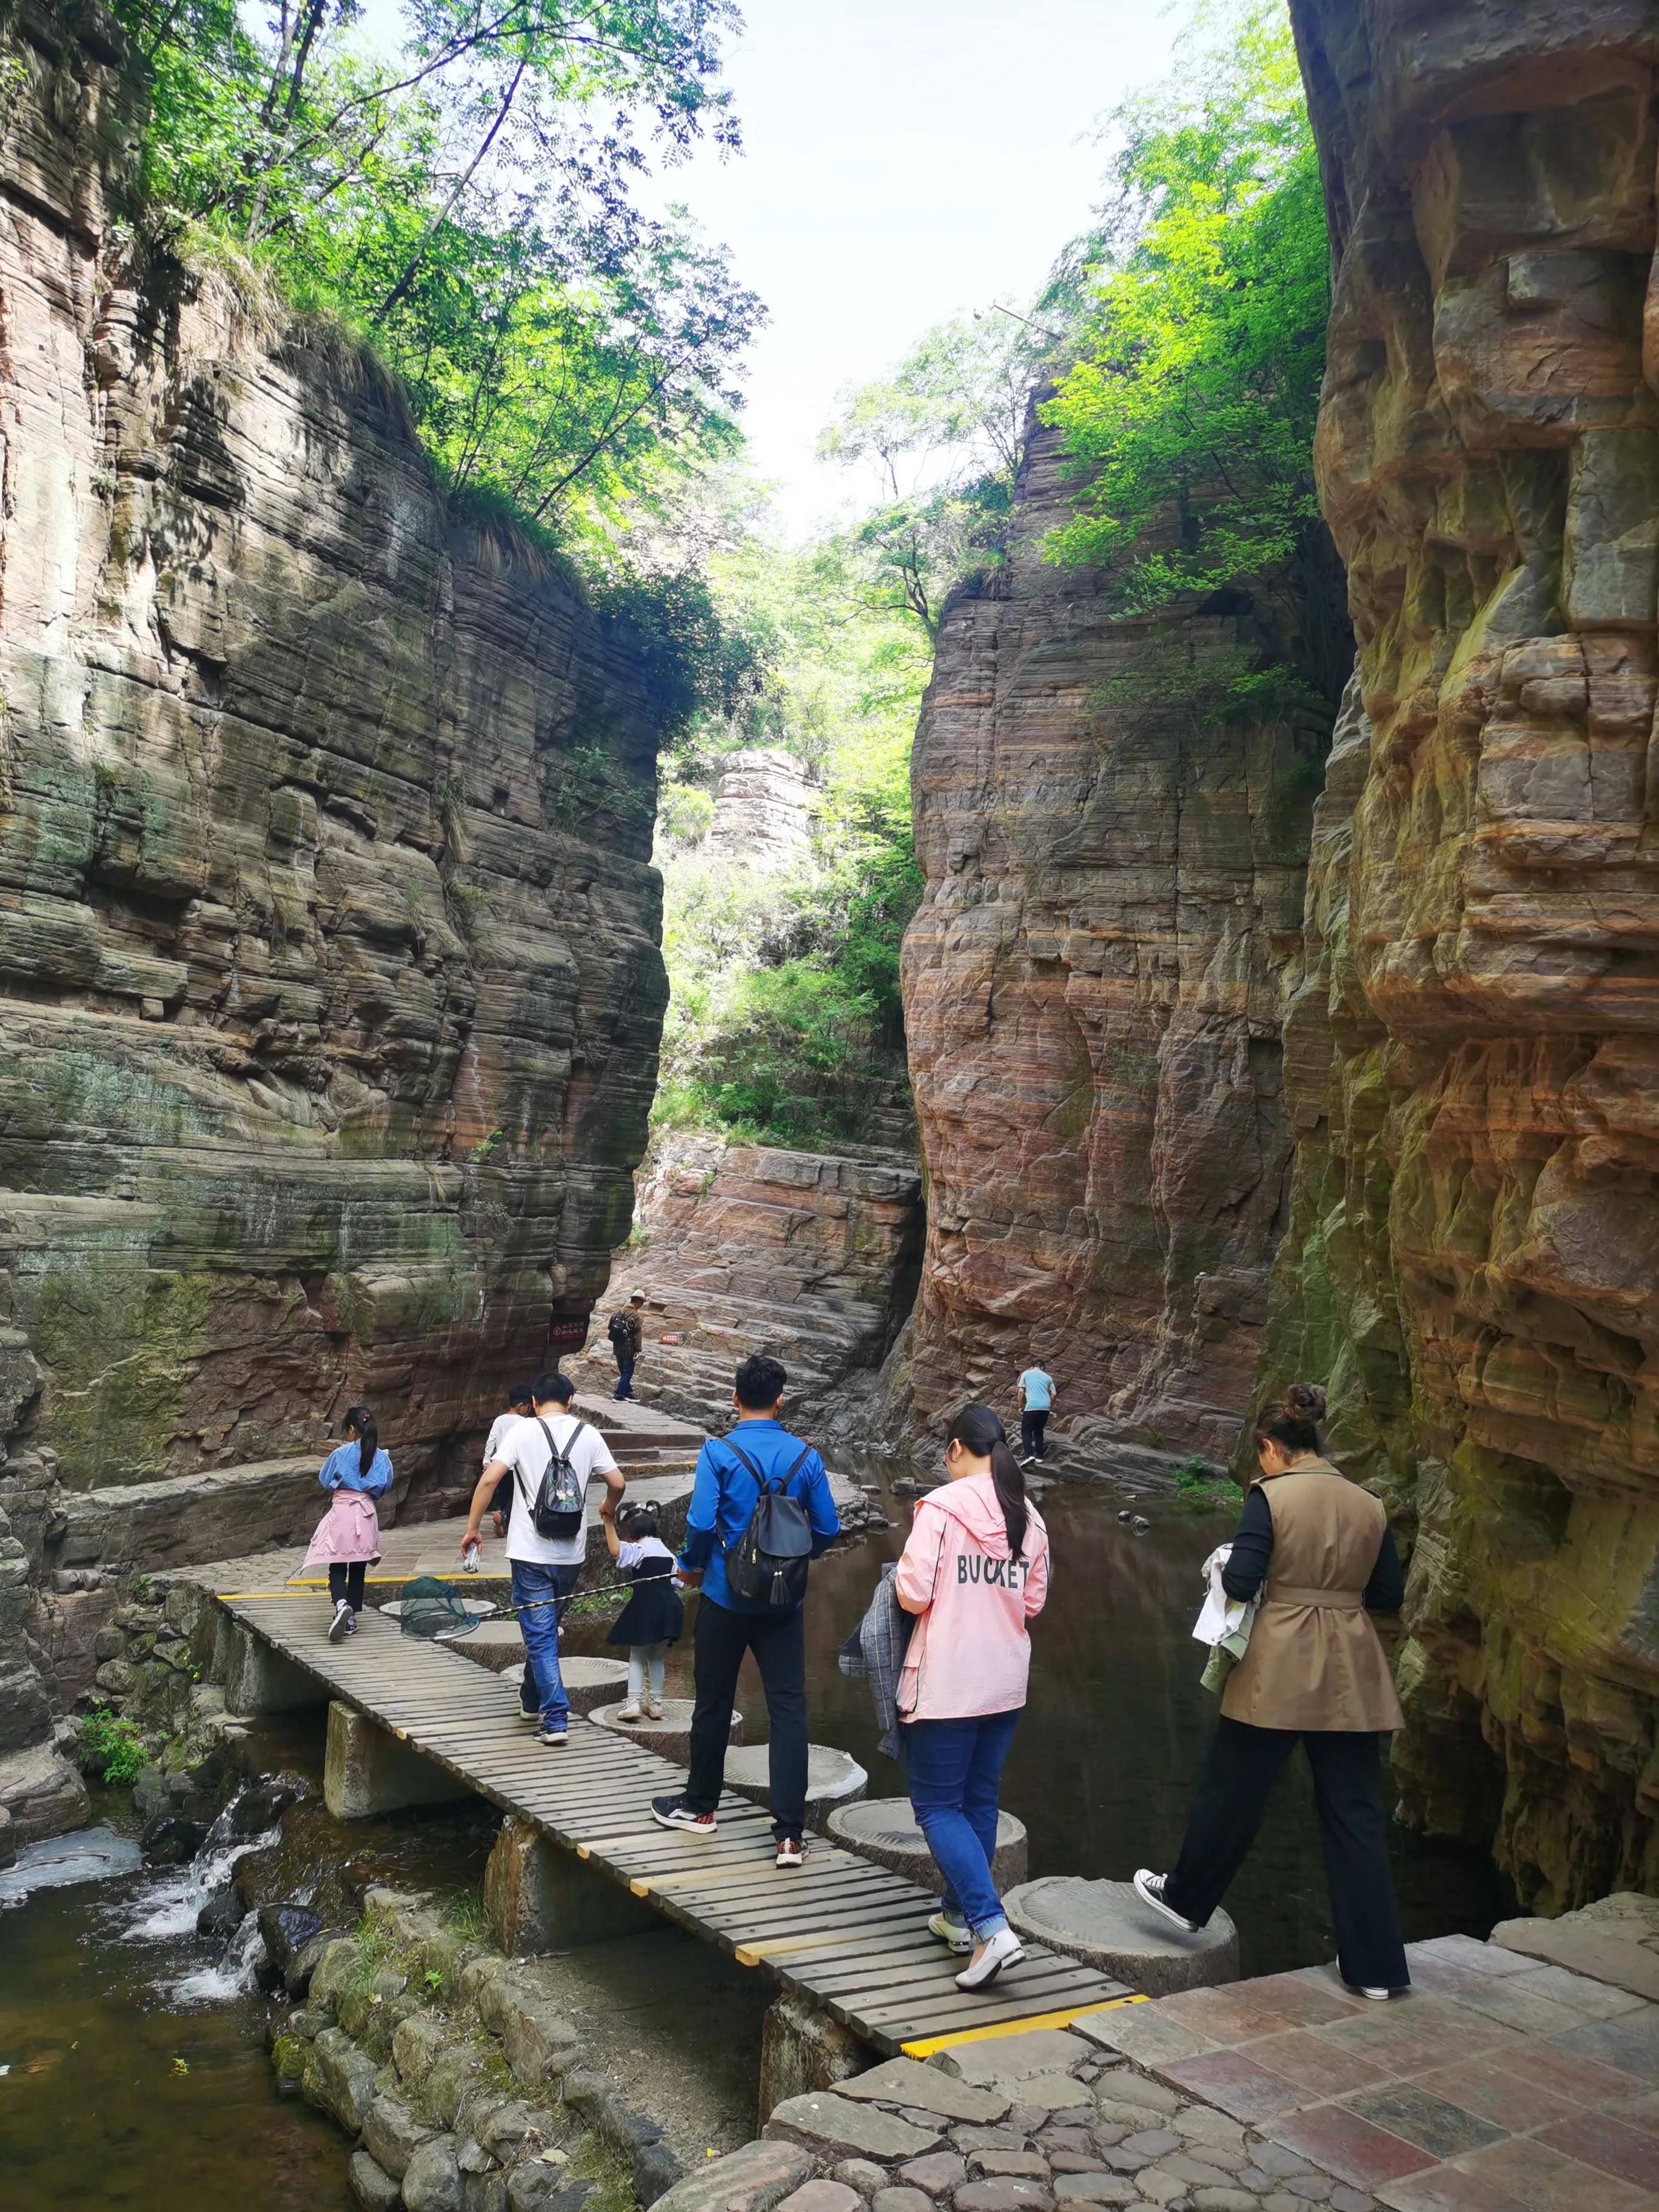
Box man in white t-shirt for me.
[461,1372,623,1745]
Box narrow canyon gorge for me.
[0,1,671,1834]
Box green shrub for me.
[79,1706,146,1786]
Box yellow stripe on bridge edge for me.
[899,1992,1148,2057]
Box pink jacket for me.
[894,1472,1050,1721]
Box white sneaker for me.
[1134,1868,1200,1933]
[928,1911,974,1955]
[644,1699,665,1720]
[956,1925,1024,1990]
[327,1600,353,1643]
[1355,1985,1394,2000]
[615,1706,644,1724]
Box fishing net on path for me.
[398,1577,479,1639]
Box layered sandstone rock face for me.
[566,1134,922,1432]
[0,0,667,1722]
[704,748,813,874]
[1267,0,1659,1906]
[900,420,1330,1467]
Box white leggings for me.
[628,1642,668,1704]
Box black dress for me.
[607,1542,684,1648]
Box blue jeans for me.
[512,1561,579,1727]
[903,1706,1022,1939]
[613,1352,635,1400]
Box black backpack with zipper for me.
[520,1417,588,1540]
[722,1440,816,1609]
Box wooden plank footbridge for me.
[218,1592,1142,2058]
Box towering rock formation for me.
[900,418,1333,1466]
[704,747,813,874]
[0,1,668,1820]
[1266,0,1659,1906]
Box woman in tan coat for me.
[1134,1385,1410,1997]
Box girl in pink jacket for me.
[895,1403,1050,1989]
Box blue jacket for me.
[680,1419,840,1614]
[318,1443,393,1495]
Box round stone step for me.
[504,1656,630,1717]
[591,1697,742,1766]
[1003,1875,1238,1995]
[826,1797,1027,1894]
[450,1618,525,1672]
[722,1743,868,1832]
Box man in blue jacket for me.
[651,1353,840,1866]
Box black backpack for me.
[519,1417,588,1540]
[723,1441,816,1609]
[606,1310,634,1348]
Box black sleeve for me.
[1364,1525,1405,1612]
[1220,1487,1274,1601]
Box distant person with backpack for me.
[896,1404,1050,1991]
[650,1353,840,1865]
[460,1373,624,1746]
[304,1405,394,1643]
[607,1291,647,1401]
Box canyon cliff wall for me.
[1269,0,1659,1908]
[899,418,1332,1469]
[0,2,668,1824]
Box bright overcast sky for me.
[661,0,1185,535]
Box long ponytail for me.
[343,1404,377,1481]
[947,1402,1027,1561]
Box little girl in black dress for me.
[601,1500,684,1721]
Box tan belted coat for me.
[1220,1458,1404,1733]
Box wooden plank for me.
[898,1996,1142,2059]
[845,1963,1113,2036]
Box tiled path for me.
[1088,1932,1659,2209]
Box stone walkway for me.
[1087,1935,1659,2210]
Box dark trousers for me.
[1021,1410,1048,1460]
[327,1561,366,1610]
[685,1597,807,1840]
[1167,1717,1409,1991]
[614,1350,635,1400]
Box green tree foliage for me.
[111,0,762,549]
[651,506,927,1149]
[1041,2,1347,711]
[815,309,1048,638]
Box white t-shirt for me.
[483,1412,522,1464]
[493,1412,618,1565]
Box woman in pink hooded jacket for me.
[895,1403,1050,1989]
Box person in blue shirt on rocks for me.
[651,1353,840,1866]
[1017,1363,1056,1463]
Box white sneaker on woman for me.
[955,1926,1024,1989]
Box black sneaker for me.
[1133,1868,1199,1932]
[651,1795,717,1835]
[775,1835,804,1869]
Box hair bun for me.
[1284,1383,1327,1423]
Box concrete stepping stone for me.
[827,1797,1027,1894]
[503,1656,631,1717]
[592,1695,741,1765]
[723,1743,868,1832]
[1004,1876,1237,1996]
[447,1618,525,1672]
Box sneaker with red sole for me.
[651,1795,717,1835]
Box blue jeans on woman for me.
[512,1560,579,1728]
[903,1706,1022,1939]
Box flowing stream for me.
[0,1476,1508,2210]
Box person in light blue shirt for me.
[650,1352,839,1863]
[1017,1366,1056,1463]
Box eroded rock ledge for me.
[1262,0,1659,1905]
